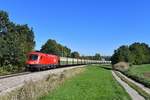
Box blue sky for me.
[1,0,150,56]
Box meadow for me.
[124,64,150,88]
[40,65,131,100]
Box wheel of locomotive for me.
[53,65,56,69]
[54,65,56,68]
[36,67,41,71]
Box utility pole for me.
[61,47,63,57]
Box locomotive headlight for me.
[33,62,37,64]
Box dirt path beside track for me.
[112,71,145,100]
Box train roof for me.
[28,51,58,57]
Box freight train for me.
[26,51,111,71]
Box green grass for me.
[123,64,150,88]
[100,64,112,70]
[40,65,131,100]
[127,64,150,79]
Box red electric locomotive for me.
[26,52,59,71]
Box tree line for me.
[40,39,101,60]
[111,42,150,65]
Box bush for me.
[123,71,150,88]
[113,62,129,71]
[0,65,25,75]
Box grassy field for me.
[40,65,131,100]
[127,64,150,79]
[124,64,150,88]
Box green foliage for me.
[111,45,132,64]
[40,66,131,100]
[129,43,150,65]
[40,39,103,59]
[102,56,111,61]
[40,39,60,55]
[81,53,102,60]
[111,42,150,65]
[40,39,102,59]
[40,39,71,57]
[63,46,71,57]
[93,53,101,60]
[71,51,80,58]
[0,11,35,72]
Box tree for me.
[40,39,59,55]
[129,43,150,64]
[63,46,71,57]
[71,51,80,58]
[111,45,132,64]
[111,42,150,65]
[101,56,111,61]
[40,39,71,57]
[93,53,101,60]
[0,10,35,70]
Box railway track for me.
[0,72,31,79]
[0,64,89,80]
[0,65,86,95]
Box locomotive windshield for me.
[29,54,38,60]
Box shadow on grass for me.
[100,65,113,70]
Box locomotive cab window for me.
[29,54,38,60]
